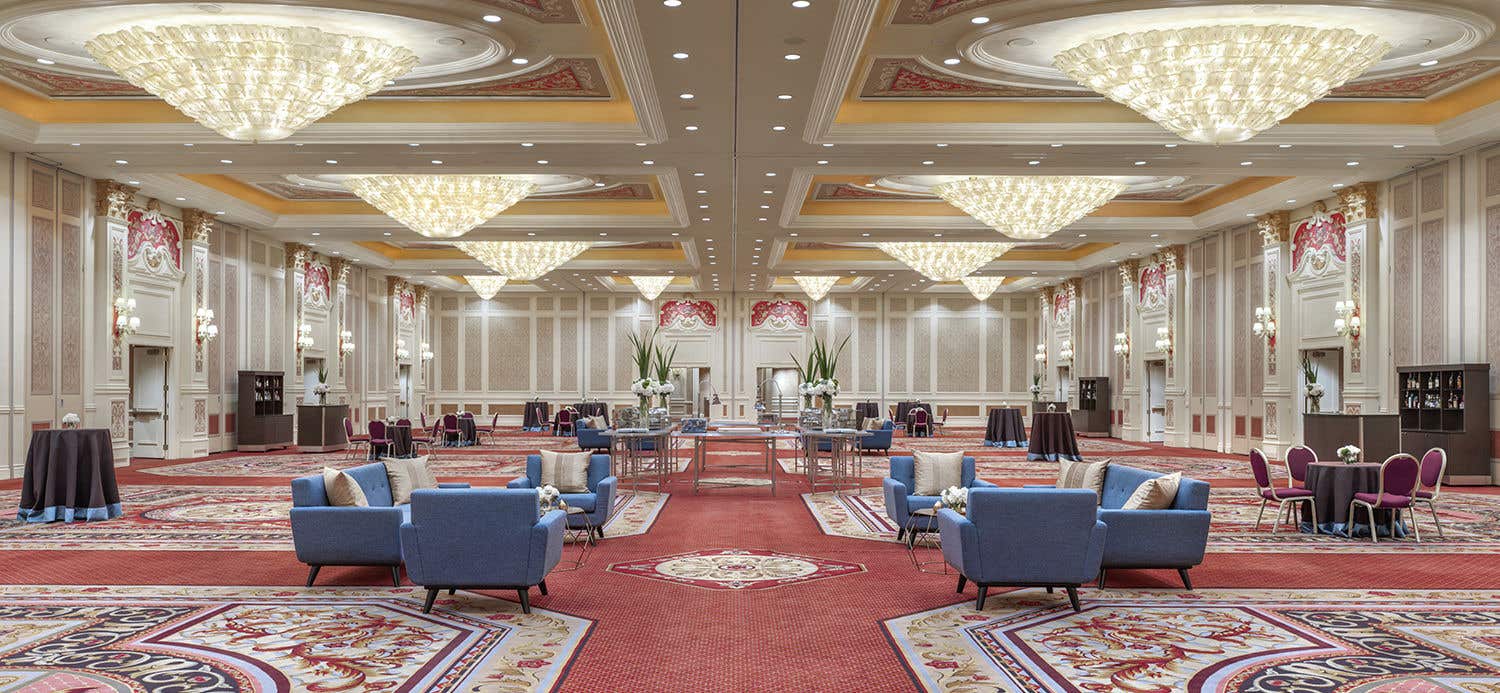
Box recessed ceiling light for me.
[325,159,337,164]
[765,172,776,176]
[219,159,232,164]
[1240,161,1253,166]
[511,57,529,65]
[679,93,694,99]
[760,204,770,209]
[772,125,786,131]
[1149,233,1159,238]
[1420,59,1438,67]
[970,16,989,24]
[921,160,934,165]
[311,232,321,236]
[1286,199,1297,204]
[1393,144,1406,148]
[115,159,128,164]
[1078,233,1087,238]
[789,232,798,236]
[594,182,606,187]
[942,58,960,65]
[1346,161,1359,166]
[215,210,224,215]
[671,232,680,236]
[183,143,195,147]
[698,204,708,209]
[383,231,393,236]
[1245,213,1256,217]
[758,217,767,221]
[685,125,699,131]
[672,52,689,60]
[822,143,834,147]
[521,142,534,147]
[1278,144,1292,149]
[1164,143,1178,148]
[817,160,828,164]
[528,231,537,235]
[693,172,705,176]
[792,0,810,6]
[701,217,710,221]
[697,189,707,194]
[70,143,79,146]
[762,190,773,194]
[537,159,549,164]
[599,232,608,236]
[175,196,186,201]
[1027,160,1040,165]
[1135,160,1148,166]
[1332,183,1345,189]
[643,160,654,164]
[663,0,681,6]
[483,14,502,22]
[635,142,647,146]
[784,54,801,61]
[431,160,443,164]
[408,143,420,147]
[127,180,140,185]
[777,94,792,100]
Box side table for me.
[554,505,595,572]
[903,507,950,574]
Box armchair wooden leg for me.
[1177,568,1193,591]
[1097,569,1106,588]
[974,585,989,611]
[538,580,548,596]
[391,566,401,587]
[305,565,321,587]
[896,527,905,542]
[447,588,455,595]
[422,588,439,613]
[516,588,532,614]
[1065,586,1081,613]
[1045,586,1054,594]
[956,575,967,593]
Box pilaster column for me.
[1160,245,1189,447]
[179,208,214,456]
[284,243,310,406]
[414,285,430,417]
[1036,286,1053,407]
[1337,183,1383,413]
[330,258,353,404]
[1117,260,1140,440]
[91,179,137,462]
[1257,211,1294,457]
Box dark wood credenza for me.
[237,370,293,452]
[297,404,350,453]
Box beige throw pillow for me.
[382,456,439,505]
[1122,472,1182,510]
[1058,458,1110,502]
[863,418,888,431]
[321,467,369,507]
[913,450,964,496]
[539,450,591,493]
[590,415,608,430]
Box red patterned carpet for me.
[5,431,1500,691]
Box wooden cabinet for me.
[297,404,350,453]
[237,370,293,452]
[1397,363,1491,484]
[1073,377,1111,436]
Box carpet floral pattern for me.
[0,486,669,551]
[884,588,1500,692]
[143,452,531,478]
[802,489,1500,553]
[0,584,591,692]
[608,549,864,590]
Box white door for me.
[398,365,412,419]
[1146,360,1167,442]
[130,346,169,459]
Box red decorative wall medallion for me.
[750,299,808,331]
[659,299,717,330]
[126,209,182,275]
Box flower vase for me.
[637,396,650,424]
[318,394,327,405]
[803,395,813,409]
[1308,395,1321,413]
[821,401,835,429]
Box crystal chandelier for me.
[932,176,1126,240]
[464,275,508,301]
[629,275,674,301]
[792,275,839,301]
[1054,24,1389,144]
[85,24,418,142]
[454,241,592,281]
[345,176,536,239]
[876,242,1014,282]
[960,276,1005,301]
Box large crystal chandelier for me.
[961,276,1006,301]
[876,242,1014,282]
[344,175,536,239]
[86,24,418,141]
[1054,25,1388,144]
[792,275,839,301]
[629,275,674,301]
[464,275,508,301]
[932,176,1126,241]
[454,241,592,281]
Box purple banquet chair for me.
[1250,448,1317,535]
[367,420,393,460]
[1349,453,1421,544]
[1413,448,1448,539]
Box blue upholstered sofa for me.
[508,454,617,542]
[290,462,468,587]
[1033,462,1211,589]
[883,455,997,541]
[857,420,896,455]
[939,487,1107,611]
[575,425,611,453]
[400,488,565,613]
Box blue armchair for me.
[1097,464,1211,589]
[883,455,996,542]
[290,462,468,587]
[857,420,895,454]
[508,454,617,543]
[400,488,565,613]
[575,425,611,453]
[939,487,1107,611]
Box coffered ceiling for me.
[4,0,1500,298]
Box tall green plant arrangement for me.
[625,326,660,414]
[652,342,678,408]
[791,334,850,416]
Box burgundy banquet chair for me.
[442,413,460,447]
[366,420,392,460]
[1284,445,1316,488]
[909,408,931,438]
[1412,448,1448,539]
[1349,453,1421,544]
[1250,448,1317,535]
[343,417,369,461]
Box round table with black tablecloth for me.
[894,401,931,426]
[572,402,610,427]
[457,417,478,446]
[854,402,881,426]
[1299,462,1408,538]
[386,424,414,458]
[18,428,121,523]
[522,401,551,431]
[984,408,1028,448]
[1027,412,1082,462]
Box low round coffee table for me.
[553,505,595,572]
[904,507,950,574]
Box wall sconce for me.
[1113,332,1130,359]
[1252,306,1277,345]
[194,307,218,345]
[1155,326,1173,354]
[395,339,411,361]
[112,296,140,340]
[338,330,356,358]
[1057,339,1075,364]
[1334,300,1361,339]
[420,341,435,361]
[1034,343,1047,365]
[295,323,315,352]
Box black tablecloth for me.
[854,402,880,425]
[1027,412,1082,461]
[895,401,931,425]
[458,417,478,446]
[387,424,414,458]
[984,408,1028,447]
[1301,462,1407,538]
[572,402,609,426]
[18,429,121,523]
[522,401,551,431]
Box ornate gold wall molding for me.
[1337,182,1379,223]
[1256,210,1290,246]
[93,179,137,219]
[181,208,214,243]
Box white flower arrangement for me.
[1029,384,1043,395]
[61,412,81,429]
[938,486,969,514]
[631,378,676,397]
[800,378,840,397]
[1336,444,1361,465]
[312,383,330,395]
[1306,383,1325,397]
[538,484,564,511]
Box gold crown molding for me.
[94,179,137,219]
[1337,182,1379,223]
[330,257,353,285]
[1256,210,1290,246]
[181,208,214,244]
[284,242,311,270]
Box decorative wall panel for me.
[29,216,54,396]
[440,317,458,391]
[1419,219,1444,362]
[936,317,980,393]
[913,317,931,392]
[858,316,878,391]
[536,318,555,392]
[496,316,530,391]
[559,316,579,392]
[888,318,907,392]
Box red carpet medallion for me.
[608,548,865,590]
[0,584,590,692]
[883,588,1500,692]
